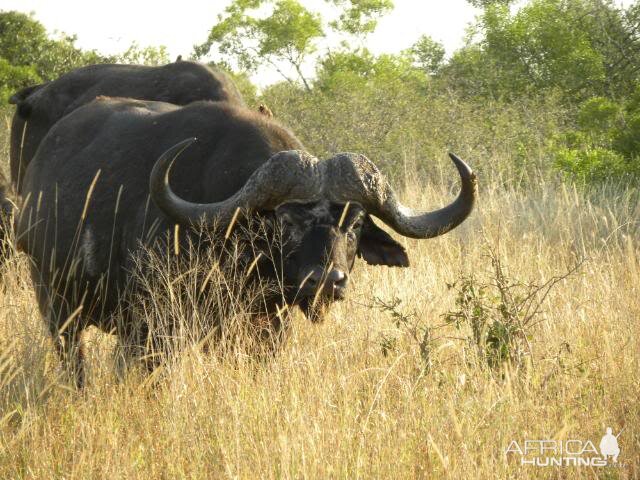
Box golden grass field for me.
[0,117,638,478]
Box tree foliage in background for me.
[404,34,445,75]
[466,0,514,7]
[316,47,426,87]
[553,92,640,181]
[194,0,323,90]
[116,42,170,66]
[446,0,640,102]
[226,0,638,183]
[0,11,170,101]
[326,0,393,34]
[2,0,640,184]
[193,0,393,90]
[0,11,107,98]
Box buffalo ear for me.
[357,216,409,267]
[9,83,44,104]
[9,83,45,118]
[16,101,33,119]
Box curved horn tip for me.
[448,152,475,180]
[170,137,198,159]
[156,137,199,181]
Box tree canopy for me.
[193,0,393,90]
[445,0,640,101]
[0,11,169,100]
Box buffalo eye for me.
[346,216,364,240]
[277,210,301,229]
[280,216,296,230]
[351,216,365,231]
[277,213,306,243]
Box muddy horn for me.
[150,139,477,238]
[149,139,326,226]
[321,152,477,239]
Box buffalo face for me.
[271,201,408,321]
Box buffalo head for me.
[150,139,477,321]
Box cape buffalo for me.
[9,60,243,193]
[17,97,477,387]
[2,60,242,264]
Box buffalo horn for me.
[150,138,477,238]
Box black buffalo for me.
[17,97,477,386]
[3,60,242,262]
[9,60,243,193]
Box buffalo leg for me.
[114,335,151,381]
[50,325,85,389]
[114,317,158,379]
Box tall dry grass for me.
[0,159,638,478]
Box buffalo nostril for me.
[300,269,348,295]
[327,269,348,289]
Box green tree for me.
[115,42,170,66]
[445,0,640,101]
[0,10,173,101]
[0,10,48,67]
[480,1,603,98]
[315,48,425,92]
[0,11,110,78]
[466,0,513,7]
[194,0,393,91]
[585,0,640,97]
[0,58,39,100]
[405,35,445,75]
[0,11,109,98]
[552,93,640,182]
[194,0,323,90]
[327,0,393,35]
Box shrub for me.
[443,245,582,371]
[553,147,635,183]
[612,112,640,159]
[576,96,621,134]
[552,94,640,182]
